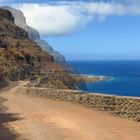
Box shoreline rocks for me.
[72,74,111,83]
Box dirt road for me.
[0,81,140,140]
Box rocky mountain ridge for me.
[0,8,85,90]
[2,6,65,63]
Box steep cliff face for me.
[0,8,85,90]
[0,8,52,82]
[27,26,40,41]
[2,6,65,63]
[2,6,28,30]
[36,40,65,63]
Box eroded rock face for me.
[0,8,14,21]
[36,40,65,63]
[2,6,66,63]
[27,26,40,41]
[2,6,27,31]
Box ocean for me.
[69,60,140,97]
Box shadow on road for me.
[0,97,26,140]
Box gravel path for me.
[0,81,140,140]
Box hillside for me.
[0,8,85,90]
[2,6,66,63]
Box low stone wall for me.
[23,87,140,121]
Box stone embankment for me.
[21,87,140,122]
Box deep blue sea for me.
[69,61,140,97]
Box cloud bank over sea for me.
[1,0,140,36]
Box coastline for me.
[87,92,140,100]
[73,74,111,83]
[69,61,140,97]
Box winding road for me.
[0,81,140,140]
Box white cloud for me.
[14,1,140,36]
[15,3,93,36]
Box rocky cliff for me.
[36,40,65,63]
[0,8,85,90]
[2,6,65,63]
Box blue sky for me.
[47,15,140,60]
[1,0,140,60]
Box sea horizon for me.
[69,60,140,97]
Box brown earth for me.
[0,81,140,140]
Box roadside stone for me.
[21,87,140,122]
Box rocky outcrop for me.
[0,8,28,38]
[2,6,27,31]
[27,26,40,41]
[36,40,65,63]
[2,6,65,63]
[0,8,14,21]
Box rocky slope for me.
[0,8,85,90]
[2,6,65,63]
